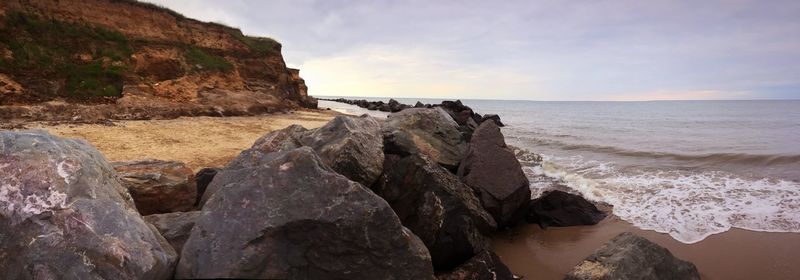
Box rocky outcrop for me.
[0,130,177,279]
[177,147,434,279]
[112,159,197,215]
[565,232,700,280]
[458,121,530,227]
[0,0,316,120]
[383,108,467,170]
[300,115,384,187]
[436,251,516,280]
[376,154,497,270]
[527,190,606,228]
[144,211,201,254]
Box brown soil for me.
[493,215,800,280]
[21,110,339,171]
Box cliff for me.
[0,0,316,120]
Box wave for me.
[524,137,800,167]
[525,155,800,244]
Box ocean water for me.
[317,97,800,244]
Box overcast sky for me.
[145,0,800,101]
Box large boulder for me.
[112,159,197,215]
[527,190,606,228]
[436,251,516,280]
[383,108,467,170]
[565,232,700,280]
[177,147,434,279]
[144,211,201,254]
[376,154,497,270]
[300,115,385,188]
[250,124,308,154]
[481,114,504,127]
[458,121,531,227]
[0,130,177,279]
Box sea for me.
[317,97,800,244]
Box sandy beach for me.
[23,110,339,171]
[493,215,800,280]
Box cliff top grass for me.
[115,0,281,54]
[0,11,131,100]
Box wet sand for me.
[23,110,339,171]
[493,216,800,280]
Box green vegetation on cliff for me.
[184,47,232,72]
[0,11,131,100]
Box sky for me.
[145,0,800,101]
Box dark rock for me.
[144,211,201,254]
[250,124,308,154]
[378,103,392,112]
[436,251,516,280]
[112,159,197,215]
[177,147,434,279]
[194,167,220,206]
[481,114,505,127]
[565,232,701,280]
[458,121,530,227]
[300,115,384,187]
[0,130,177,279]
[376,154,496,270]
[527,190,606,228]
[382,108,467,170]
[415,101,426,108]
[367,103,378,110]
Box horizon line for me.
[312,95,800,102]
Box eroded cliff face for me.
[0,0,316,119]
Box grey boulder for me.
[565,232,700,280]
[300,114,385,188]
[458,121,531,227]
[382,108,467,170]
[376,154,497,270]
[0,130,177,279]
[112,159,197,215]
[177,147,434,279]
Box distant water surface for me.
[318,97,800,244]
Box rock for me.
[527,190,606,228]
[383,108,467,170]
[300,115,385,187]
[177,147,434,279]
[378,103,392,112]
[194,167,220,206]
[458,121,530,227]
[0,130,177,279]
[144,211,201,254]
[250,124,307,154]
[376,154,497,270]
[565,232,701,280]
[415,101,426,108]
[112,159,197,215]
[481,114,505,127]
[436,251,516,280]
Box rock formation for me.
[527,190,606,228]
[376,154,497,270]
[177,147,434,279]
[436,251,516,280]
[0,130,177,279]
[0,0,316,122]
[112,159,197,215]
[458,121,531,227]
[565,232,700,280]
[382,108,468,170]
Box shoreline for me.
[493,215,800,280]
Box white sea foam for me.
[533,156,800,244]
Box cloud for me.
[143,0,800,100]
